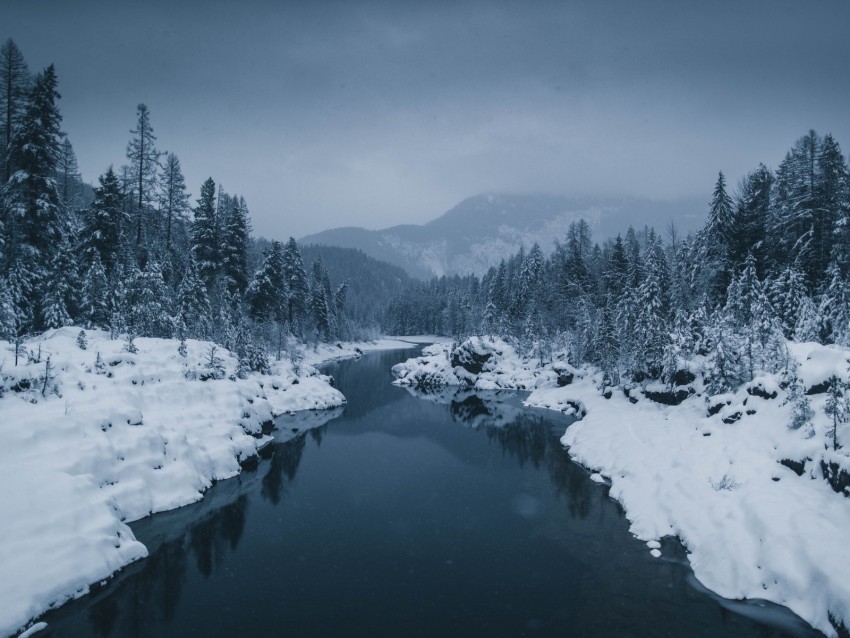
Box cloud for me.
[5,0,849,238]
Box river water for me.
[42,347,820,637]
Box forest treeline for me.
[386,130,850,392]
[3,35,850,393]
[0,39,380,371]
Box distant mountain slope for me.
[252,239,411,327]
[300,193,706,279]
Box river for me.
[41,346,820,637]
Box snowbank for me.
[302,335,451,367]
[393,337,850,637]
[0,327,345,637]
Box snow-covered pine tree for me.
[81,167,127,272]
[700,171,736,303]
[41,237,76,329]
[633,233,670,379]
[730,164,771,273]
[282,237,309,335]
[310,258,332,341]
[191,177,219,291]
[80,252,109,329]
[768,266,807,339]
[3,64,64,288]
[818,260,850,345]
[124,261,172,338]
[0,276,15,340]
[247,240,286,323]
[174,257,212,339]
[824,376,848,450]
[593,293,620,384]
[220,194,251,296]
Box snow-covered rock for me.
[0,327,346,637]
[391,336,579,392]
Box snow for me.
[391,336,578,392]
[0,327,368,637]
[301,335,450,367]
[16,624,46,638]
[392,337,850,637]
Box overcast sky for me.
[5,0,850,239]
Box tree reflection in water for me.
[42,419,317,636]
[420,385,601,520]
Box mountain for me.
[300,193,706,279]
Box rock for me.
[644,387,692,406]
[450,341,492,375]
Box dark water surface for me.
[41,347,821,637]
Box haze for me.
[4,0,849,239]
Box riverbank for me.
[392,336,850,637]
[0,328,419,637]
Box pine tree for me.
[126,104,161,246]
[794,295,821,343]
[282,237,309,334]
[41,237,76,329]
[174,258,212,339]
[700,171,736,302]
[633,235,670,379]
[0,38,30,184]
[192,177,219,290]
[159,153,190,252]
[80,252,109,329]
[310,258,331,341]
[818,260,850,345]
[125,262,172,338]
[731,164,771,272]
[220,194,251,296]
[593,293,620,383]
[3,65,64,280]
[247,241,286,323]
[57,135,81,209]
[768,266,807,338]
[5,258,33,338]
[824,376,847,450]
[82,167,127,271]
[0,276,15,340]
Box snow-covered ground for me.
[392,336,850,637]
[0,328,417,638]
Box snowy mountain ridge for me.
[301,193,705,278]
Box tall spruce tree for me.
[82,167,127,271]
[282,237,309,333]
[247,240,286,323]
[0,38,30,185]
[220,194,251,296]
[3,64,65,320]
[192,177,219,290]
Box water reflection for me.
[404,384,598,519]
